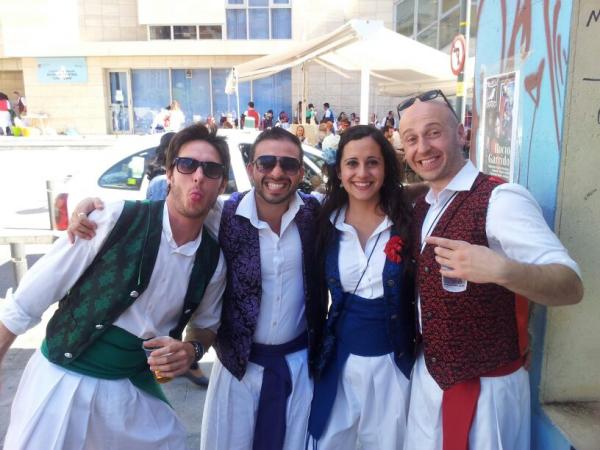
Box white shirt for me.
[330,206,392,299]
[418,160,581,327]
[235,189,307,345]
[0,201,226,338]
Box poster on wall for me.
[37,57,88,83]
[478,71,520,182]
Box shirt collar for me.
[425,160,478,205]
[329,205,393,235]
[236,188,305,233]
[163,201,203,256]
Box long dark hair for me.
[316,125,412,264]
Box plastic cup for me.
[441,266,467,293]
[142,337,173,384]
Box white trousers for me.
[4,350,187,450]
[200,348,312,450]
[404,353,530,450]
[311,353,411,450]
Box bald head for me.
[399,99,466,193]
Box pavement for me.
[0,242,216,449]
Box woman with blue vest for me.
[307,125,415,449]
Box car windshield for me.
[98,148,156,190]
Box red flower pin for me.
[384,235,404,264]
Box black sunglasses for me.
[252,155,302,175]
[173,157,225,179]
[397,89,458,119]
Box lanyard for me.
[420,191,458,253]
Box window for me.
[395,0,415,37]
[439,6,460,49]
[417,0,437,32]
[226,0,292,40]
[98,149,156,191]
[199,25,222,39]
[149,25,223,41]
[173,25,197,40]
[149,26,171,40]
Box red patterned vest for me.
[411,173,523,390]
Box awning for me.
[227,20,460,123]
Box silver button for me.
[64,352,73,359]
[184,308,191,314]
[130,290,139,298]
[387,279,395,287]
[424,267,430,274]
[95,324,104,330]
[431,357,437,363]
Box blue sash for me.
[249,332,308,450]
[308,293,393,441]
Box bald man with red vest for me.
[398,90,583,450]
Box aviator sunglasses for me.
[397,89,458,119]
[252,155,302,175]
[173,157,225,179]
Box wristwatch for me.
[189,341,204,362]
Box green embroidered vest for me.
[45,200,221,366]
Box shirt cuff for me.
[0,290,42,336]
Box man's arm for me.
[426,236,583,306]
[0,322,17,369]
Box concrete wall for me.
[0,59,23,99]
[79,0,146,41]
[546,0,600,403]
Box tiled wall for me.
[78,0,146,41]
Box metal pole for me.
[456,0,471,124]
[10,242,27,285]
[46,179,57,230]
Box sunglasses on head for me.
[173,157,225,179]
[397,89,458,119]
[252,155,302,175]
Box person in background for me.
[322,102,335,124]
[338,117,351,134]
[306,103,319,125]
[307,125,415,448]
[276,110,290,129]
[0,123,228,450]
[168,100,186,132]
[0,92,14,135]
[13,91,26,118]
[398,90,583,450]
[384,110,395,128]
[244,101,260,129]
[295,124,306,143]
[261,109,274,130]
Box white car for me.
[54,129,325,229]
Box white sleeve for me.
[205,197,224,237]
[0,202,125,335]
[486,184,581,277]
[188,251,226,333]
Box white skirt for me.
[310,352,411,450]
[404,353,530,450]
[4,350,188,450]
[200,349,312,450]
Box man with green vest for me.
[0,123,228,450]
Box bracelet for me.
[189,341,204,362]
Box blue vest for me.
[314,227,416,378]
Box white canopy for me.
[226,19,458,123]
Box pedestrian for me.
[13,90,26,117]
[296,124,306,143]
[398,90,583,450]
[307,125,415,449]
[244,101,260,129]
[0,123,229,449]
[322,102,335,123]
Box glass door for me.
[108,71,132,133]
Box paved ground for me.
[0,243,215,449]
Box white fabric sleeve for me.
[0,202,125,335]
[486,184,581,277]
[188,250,226,333]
